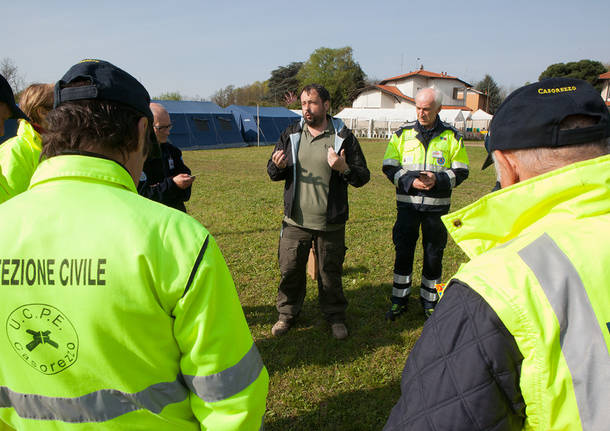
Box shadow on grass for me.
[342,265,370,275]
[264,384,399,431]
[244,279,425,373]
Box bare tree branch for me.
[0,58,26,96]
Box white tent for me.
[470,109,493,120]
[468,109,493,131]
[335,108,415,138]
[335,108,415,121]
[439,109,465,125]
[454,110,472,130]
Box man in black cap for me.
[0,59,268,429]
[384,78,610,431]
[0,73,28,137]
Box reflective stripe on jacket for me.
[443,154,610,430]
[0,119,42,204]
[382,120,469,212]
[0,155,268,430]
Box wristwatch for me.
[343,167,351,177]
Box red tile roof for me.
[371,85,471,110]
[442,105,472,111]
[599,71,610,79]
[380,69,471,87]
[375,84,414,102]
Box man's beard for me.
[304,111,325,127]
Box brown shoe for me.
[271,320,291,337]
[331,323,348,340]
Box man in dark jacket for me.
[138,102,194,212]
[267,84,369,340]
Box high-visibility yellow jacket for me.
[443,154,610,430]
[0,119,42,204]
[382,120,469,212]
[0,171,8,203]
[0,155,268,430]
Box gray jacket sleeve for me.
[383,280,526,431]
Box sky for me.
[3,0,609,101]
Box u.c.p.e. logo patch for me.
[6,304,79,375]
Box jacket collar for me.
[443,154,610,259]
[298,115,346,135]
[30,154,137,193]
[415,117,445,143]
[415,117,440,133]
[16,119,43,150]
[292,115,347,157]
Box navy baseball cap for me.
[482,77,610,169]
[54,59,153,120]
[0,73,28,120]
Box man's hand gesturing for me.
[272,150,287,169]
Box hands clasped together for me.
[412,171,436,190]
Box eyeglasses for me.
[154,124,173,131]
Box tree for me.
[234,81,268,106]
[538,60,606,90]
[1,57,25,96]
[475,74,505,114]
[211,85,235,107]
[297,47,365,112]
[266,62,303,106]
[211,81,269,107]
[156,91,183,101]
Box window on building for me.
[453,87,465,100]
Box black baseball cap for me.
[482,77,610,169]
[54,59,153,120]
[0,73,28,120]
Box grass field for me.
[182,140,496,430]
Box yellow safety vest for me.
[443,155,610,430]
[0,119,42,204]
[383,121,469,210]
[0,155,268,430]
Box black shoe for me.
[385,303,407,321]
[420,297,437,320]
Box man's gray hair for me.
[431,88,443,109]
[501,140,608,177]
[493,115,609,180]
[416,87,443,109]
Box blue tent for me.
[152,100,246,150]
[227,105,300,145]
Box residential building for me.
[352,67,476,112]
